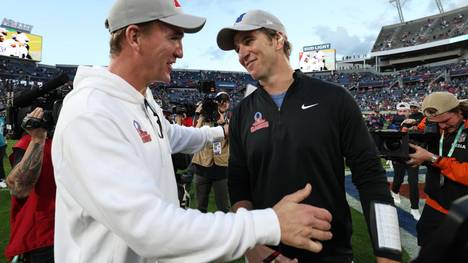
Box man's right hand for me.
[24,107,47,140]
[273,184,332,253]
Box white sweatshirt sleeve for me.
[165,118,224,154]
[54,113,280,262]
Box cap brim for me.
[217,24,262,50]
[159,14,206,33]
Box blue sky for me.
[2,0,466,72]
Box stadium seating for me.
[0,54,467,115]
[372,6,467,52]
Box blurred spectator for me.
[366,110,385,130]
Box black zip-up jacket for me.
[228,71,398,262]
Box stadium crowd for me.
[373,6,467,51]
[1,56,467,115]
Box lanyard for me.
[143,99,164,139]
[439,122,465,157]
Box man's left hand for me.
[407,143,433,167]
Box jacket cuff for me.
[209,126,225,142]
[432,156,450,169]
[249,208,281,246]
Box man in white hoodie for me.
[52,0,333,262]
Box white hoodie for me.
[52,66,280,263]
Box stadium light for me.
[389,0,405,23]
[435,0,445,14]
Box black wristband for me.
[262,251,281,263]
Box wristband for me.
[430,155,440,164]
[262,251,281,263]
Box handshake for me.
[271,184,333,252]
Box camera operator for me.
[389,102,422,220]
[5,107,55,263]
[191,92,231,212]
[407,92,468,249]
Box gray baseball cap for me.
[217,10,287,50]
[105,0,206,34]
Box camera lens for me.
[384,138,402,151]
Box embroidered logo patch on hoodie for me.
[133,120,152,143]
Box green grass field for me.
[0,140,409,263]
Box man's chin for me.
[151,77,171,84]
[248,71,260,80]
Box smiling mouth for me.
[245,60,255,70]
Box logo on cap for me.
[236,13,246,23]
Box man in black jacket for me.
[217,9,401,263]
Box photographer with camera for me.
[192,91,231,213]
[407,92,468,250]
[388,102,422,220]
[4,107,55,263]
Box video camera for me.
[171,103,196,117]
[371,122,439,161]
[173,105,187,115]
[5,72,70,139]
[197,80,226,123]
[200,95,220,123]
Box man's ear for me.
[125,25,142,51]
[275,33,285,50]
[277,32,286,42]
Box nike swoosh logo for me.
[301,103,319,110]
